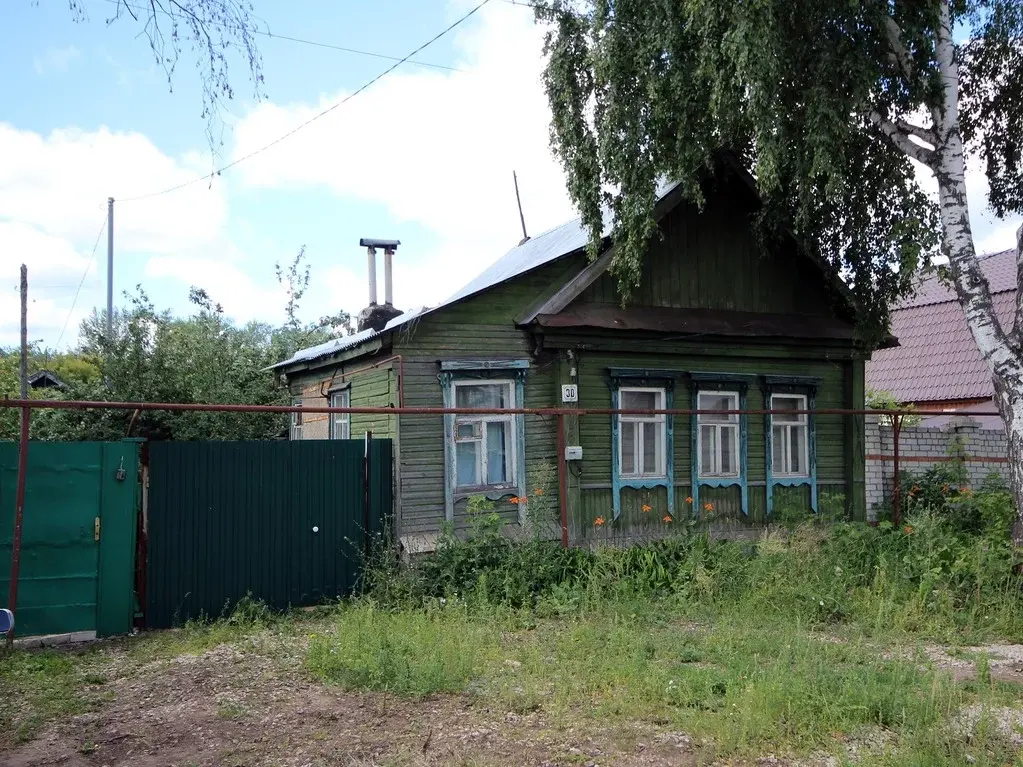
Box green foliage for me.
[373,481,1022,641]
[536,1,1023,347]
[306,602,496,696]
[7,250,350,442]
[0,647,104,747]
[866,389,921,426]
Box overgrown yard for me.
[5,475,1023,765]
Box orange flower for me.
[594,516,606,527]
[904,525,913,534]
[942,484,950,494]
[509,497,521,505]
[704,502,714,512]
[960,487,972,496]
[534,488,543,495]
[641,504,652,513]
[663,515,673,523]
[685,496,694,504]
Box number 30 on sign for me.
[561,384,578,403]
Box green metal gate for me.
[0,441,141,638]
[145,438,392,628]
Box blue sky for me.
[0,0,575,347]
[0,0,1020,349]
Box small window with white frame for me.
[771,393,809,477]
[452,380,516,489]
[618,387,667,478]
[290,398,303,440]
[329,389,350,440]
[698,391,740,478]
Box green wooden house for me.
[274,162,870,551]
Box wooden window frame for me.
[450,379,518,492]
[289,398,303,440]
[329,389,351,440]
[617,386,667,479]
[770,393,809,478]
[697,390,741,479]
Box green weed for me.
[0,648,104,747]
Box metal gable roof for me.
[275,181,683,371]
[866,249,1017,403]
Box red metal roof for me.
[866,249,1016,404]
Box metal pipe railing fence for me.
[0,397,1004,639]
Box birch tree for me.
[538,0,1023,535]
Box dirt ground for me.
[2,641,704,767]
[8,635,1023,767]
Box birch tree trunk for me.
[933,1,1023,546]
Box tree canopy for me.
[1,251,348,442]
[537,0,1021,346]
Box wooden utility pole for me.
[7,265,29,641]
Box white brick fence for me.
[865,416,1010,520]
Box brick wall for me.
[865,416,1010,520]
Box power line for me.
[117,0,492,203]
[56,218,107,349]
[100,0,463,72]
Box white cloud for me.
[34,45,80,75]
[0,123,227,253]
[0,222,98,346]
[0,123,230,347]
[230,1,576,312]
[144,255,288,325]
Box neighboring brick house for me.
[866,249,1015,428]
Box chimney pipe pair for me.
[359,238,400,306]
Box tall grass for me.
[301,476,1023,761]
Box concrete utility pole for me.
[106,197,114,344]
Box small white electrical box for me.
[564,445,583,461]
[561,384,579,403]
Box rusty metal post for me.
[363,430,373,557]
[7,407,29,642]
[7,265,30,642]
[557,413,568,548]
[892,413,903,528]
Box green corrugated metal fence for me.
[0,440,140,638]
[145,438,391,628]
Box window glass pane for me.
[622,390,659,410]
[642,420,661,474]
[700,424,716,472]
[699,393,737,423]
[622,421,637,474]
[772,395,804,423]
[456,383,509,409]
[330,392,349,439]
[791,425,806,475]
[456,441,479,486]
[486,421,509,484]
[720,426,736,475]
[456,421,479,440]
[772,425,786,474]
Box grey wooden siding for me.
[391,258,575,535]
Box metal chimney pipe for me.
[383,247,394,306]
[366,247,377,306]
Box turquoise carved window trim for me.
[690,373,756,516]
[609,369,676,521]
[763,376,820,516]
[439,360,528,523]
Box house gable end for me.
[571,175,845,320]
